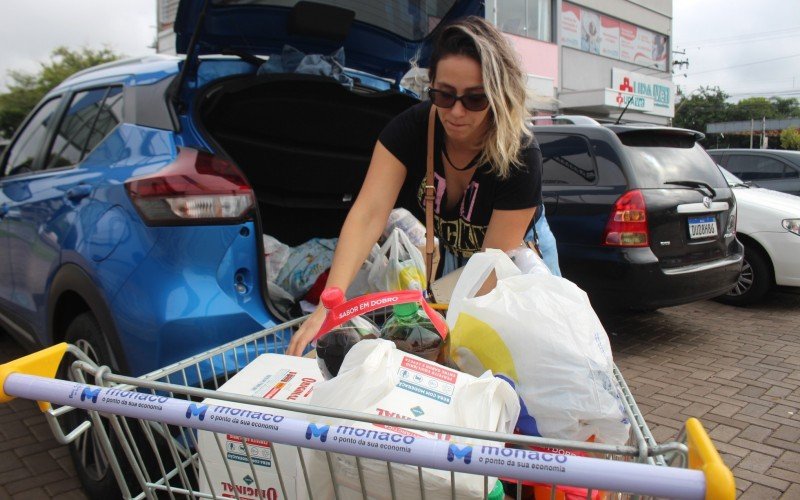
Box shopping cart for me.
[0,314,735,500]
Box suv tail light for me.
[725,203,737,237]
[126,148,254,225]
[603,190,649,247]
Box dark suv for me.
[533,119,743,310]
[707,148,800,196]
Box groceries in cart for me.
[383,207,440,273]
[368,226,428,292]
[303,338,520,500]
[446,249,631,445]
[196,353,324,500]
[315,288,380,379]
[380,301,449,364]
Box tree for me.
[781,127,800,150]
[771,97,800,118]
[728,97,779,121]
[673,86,731,134]
[0,46,121,138]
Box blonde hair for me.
[426,16,532,178]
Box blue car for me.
[0,0,481,496]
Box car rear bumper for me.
[560,242,744,310]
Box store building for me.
[156,0,674,124]
[488,0,674,124]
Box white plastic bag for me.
[275,238,336,299]
[299,339,519,500]
[383,208,440,277]
[506,245,551,275]
[368,228,427,292]
[346,243,382,298]
[446,250,630,445]
[263,234,291,282]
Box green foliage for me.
[770,97,800,118]
[673,86,730,132]
[780,127,800,150]
[728,97,779,121]
[674,88,800,148]
[0,46,121,138]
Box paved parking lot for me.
[1,291,799,499]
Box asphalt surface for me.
[1,290,799,499]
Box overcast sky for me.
[1,0,798,101]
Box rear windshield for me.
[619,135,727,189]
[214,0,458,40]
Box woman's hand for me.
[287,306,327,356]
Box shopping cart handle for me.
[685,417,736,500]
[0,342,68,411]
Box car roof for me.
[49,55,181,94]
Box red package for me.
[303,269,330,305]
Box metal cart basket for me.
[0,317,735,500]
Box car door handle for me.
[66,184,92,202]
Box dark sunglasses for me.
[427,88,490,112]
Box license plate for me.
[688,215,717,239]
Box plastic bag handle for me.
[446,249,521,329]
[314,288,447,342]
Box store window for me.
[497,0,552,42]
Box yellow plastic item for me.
[0,342,68,411]
[685,417,736,500]
[448,312,519,383]
[428,302,449,312]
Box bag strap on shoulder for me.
[425,106,436,289]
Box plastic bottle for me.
[315,288,380,379]
[380,302,449,364]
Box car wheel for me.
[60,312,125,499]
[717,242,772,306]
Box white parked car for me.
[717,167,800,305]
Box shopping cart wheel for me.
[60,312,128,499]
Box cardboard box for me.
[197,354,322,500]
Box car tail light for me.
[126,148,254,225]
[603,190,649,247]
[725,203,737,237]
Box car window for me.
[84,87,123,155]
[727,154,789,181]
[46,86,122,169]
[619,135,726,188]
[537,134,597,186]
[3,97,63,176]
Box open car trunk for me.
[198,73,418,315]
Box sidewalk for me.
[0,338,86,499]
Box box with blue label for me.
[196,353,322,500]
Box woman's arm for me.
[287,142,408,356]
[473,206,537,296]
[482,206,537,252]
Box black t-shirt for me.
[379,101,543,262]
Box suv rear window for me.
[618,132,726,188]
[538,133,597,186]
[215,0,458,40]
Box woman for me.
[287,16,543,356]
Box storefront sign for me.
[560,2,668,71]
[604,89,655,113]
[611,68,674,117]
